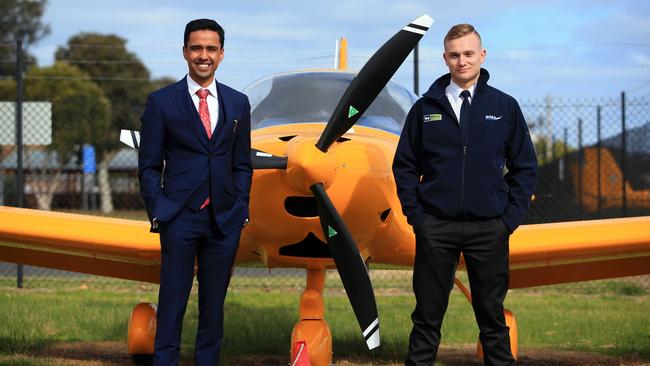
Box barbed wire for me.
[5,41,648,50]
[626,81,650,93]
[2,56,649,73]
[0,75,150,81]
[498,78,650,83]
[1,72,648,85]
[486,59,650,70]
[490,42,650,50]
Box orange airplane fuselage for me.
[240,123,413,269]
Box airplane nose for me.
[283,137,337,192]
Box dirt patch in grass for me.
[2,342,648,366]
[0,342,131,365]
[436,345,650,366]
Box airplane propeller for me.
[308,14,433,350]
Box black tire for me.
[132,354,153,366]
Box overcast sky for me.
[29,0,650,100]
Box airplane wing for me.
[0,206,258,283]
[1,205,648,288]
[507,216,650,288]
[0,207,161,283]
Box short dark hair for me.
[184,19,225,48]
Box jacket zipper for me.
[459,144,467,215]
[459,114,470,216]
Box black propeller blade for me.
[251,148,288,169]
[120,129,286,170]
[310,183,380,350]
[315,14,433,152]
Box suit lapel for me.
[174,77,210,150]
[212,81,235,150]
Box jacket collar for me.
[186,74,218,100]
[423,68,490,101]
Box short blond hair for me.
[444,23,482,45]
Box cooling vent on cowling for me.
[278,135,297,142]
[379,208,391,222]
[279,233,332,258]
[285,196,319,217]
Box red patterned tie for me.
[196,89,211,209]
[196,89,212,139]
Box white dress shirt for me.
[445,80,476,124]
[186,75,219,134]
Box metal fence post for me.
[562,126,568,196]
[621,92,627,217]
[578,118,583,217]
[551,133,556,163]
[15,38,24,289]
[596,105,602,217]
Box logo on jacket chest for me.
[485,115,502,121]
[423,113,442,122]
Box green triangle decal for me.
[348,105,359,118]
[328,225,338,238]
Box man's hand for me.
[150,217,160,233]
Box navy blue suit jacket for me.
[138,77,252,235]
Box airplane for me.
[2,13,650,366]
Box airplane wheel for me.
[504,308,518,359]
[132,354,153,366]
[127,302,157,356]
[476,308,518,360]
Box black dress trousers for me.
[405,215,515,366]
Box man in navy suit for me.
[138,18,252,365]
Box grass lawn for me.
[0,274,648,365]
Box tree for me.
[0,62,111,210]
[0,0,50,75]
[55,33,151,213]
[150,76,177,92]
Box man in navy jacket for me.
[138,19,251,365]
[393,24,536,366]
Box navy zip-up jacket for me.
[392,68,537,232]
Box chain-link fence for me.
[521,94,650,223]
[0,40,648,291]
[3,95,647,221]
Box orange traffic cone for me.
[290,340,311,366]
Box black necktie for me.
[459,89,471,127]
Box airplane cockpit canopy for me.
[244,71,417,135]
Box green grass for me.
[508,286,650,358]
[0,276,648,364]
[0,284,158,354]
